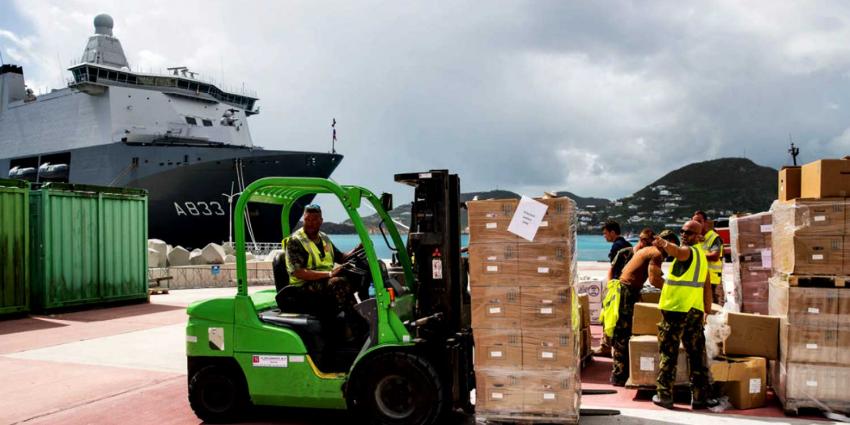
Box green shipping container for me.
[30,183,148,311]
[0,179,29,316]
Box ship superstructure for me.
[0,14,342,247]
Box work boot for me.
[652,394,674,409]
[609,375,627,387]
[691,398,720,410]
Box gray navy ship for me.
[0,14,342,248]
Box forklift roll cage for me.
[232,176,414,345]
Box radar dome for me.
[93,14,114,36]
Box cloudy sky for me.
[3,1,850,219]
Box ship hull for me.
[1,143,342,248]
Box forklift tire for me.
[188,364,249,423]
[347,351,446,425]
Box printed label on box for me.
[541,351,554,359]
[537,267,550,274]
[814,215,826,222]
[749,378,762,394]
[489,306,502,314]
[640,357,655,371]
[812,254,824,261]
[487,256,497,261]
[486,265,499,272]
[806,380,818,387]
[540,307,553,315]
[543,392,556,400]
[540,221,549,228]
[761,249,772,269]
[490,351,503,358]
[491,392,504,400]
[486,222,497,229]
[808,307,820,314]
[760,224,773,233]
[806,343,818,349]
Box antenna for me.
[331,118,337,154]
[0,49,4,65]
[788,135,800,166]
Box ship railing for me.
[224,241,282,257]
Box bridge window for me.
[202,119,213,127]
[185,117,198,125]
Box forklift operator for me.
[285,204,360,318]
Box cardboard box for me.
[735,234,771,257]
[581,327,592,360]
[468,243,517,286]
[779,362,850,402]
[741,301,769,315]
[771,234,845,275]
[801,158,850,199]
[578,294,590,329]
[475,370,523,414]
[627,335,689,386]
[522,370,580,417]
[575,280,604,303]
[732,212,774,235]
[473,329,522,369]
[838,330,850,365]
[517,242,573,284]
[784,287,838,328]
[589,304,602,325]
[780,321,837,364]
[740,280,770,303]
[533,197,577,242]
[522,328,577,370]
[724,312,780,360]
[640,291,661,304]
[521,286,573,328]
[632,302,722,337]
[710,357,767,409]
[471,286,521,329]
[779,166,801,202]
[839,289,850,331]
[467,199,518,243]
[772,198,846,236]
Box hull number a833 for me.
[174,201,226,216]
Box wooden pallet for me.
[777,394,850,417]
[787,274,848,288]
[149,287,169,295]
[477,412,579,424]
[579,352,593,369]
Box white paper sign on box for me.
[507,196,549,241]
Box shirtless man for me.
[608,228,673,386]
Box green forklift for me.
[185,170,474,424]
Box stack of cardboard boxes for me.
[730,212,773,314]
[577,294,592,363]
[770,158,850,412]
[469,197,580,423]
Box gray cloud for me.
[5,1,850,220]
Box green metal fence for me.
[30,183,148,311]
[0,179,29,316]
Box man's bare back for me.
[619,246,664,290]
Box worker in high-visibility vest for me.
[284,204,361,319]
[606,228,668,386]
[693,210,724,305]
[650,220,717,410]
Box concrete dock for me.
[0,270,840,424]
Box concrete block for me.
[147,239,167,268]
[201,243,226,264]
[167,246,191,267]
[189,248,205,265]
[224,254,236,264]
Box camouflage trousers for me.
[656,308,710,400]
[299,276,356,318]
[610,285,639,383]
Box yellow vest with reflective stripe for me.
[702,229,722,285]
[659,246,708,313]
[285,228,335,287]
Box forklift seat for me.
[258,309,323,334]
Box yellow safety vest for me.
[601,279,621,337]
[702,230,722,286]
[285,228,335,286]
[659,246,708,313]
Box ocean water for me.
[329,233,611,261]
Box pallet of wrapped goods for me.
[731,212,774,313]
[774,361,850,416]
[770,198,850,276]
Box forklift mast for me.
[394,170,474,412]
